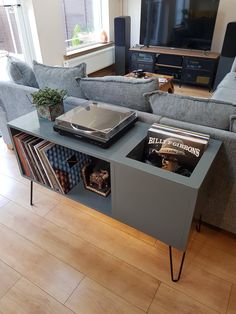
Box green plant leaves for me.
[31,87,67,107]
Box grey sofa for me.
[1,59,236,236]
[212,57,236,103]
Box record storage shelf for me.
[8,111,221,252]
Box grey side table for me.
[8,111,221,281]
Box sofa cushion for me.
[78,76,158,112]
[33,61,86,98]
[7,56,39,88]
[217,72,236,90]
[145,90,236,130]
[212,86,236,104]
[230,115,236,133]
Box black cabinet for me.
[129,51,156,72]
[129,48,219,89]
[181,57,217,89]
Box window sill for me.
[64,42,114,60]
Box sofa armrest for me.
[0,81,38,121]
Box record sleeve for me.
[146,123,210,176]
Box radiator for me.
[63,46,115,74]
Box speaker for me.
[114,16,131,75]
[213,22,236,90]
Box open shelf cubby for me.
[10,126,112,215]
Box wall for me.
[123,0,141,47]
[123,0,236,53]
[211,0,236,52]
[109,0,123,41]
[31,0,66,65]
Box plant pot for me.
[36,102,64,121]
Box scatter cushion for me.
[145,90,236,130]
[7,56,39,88]
[78,76,158,112]
[33,61,86,98]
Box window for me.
[0,0,35,80]
[0,1,23,54]
[61,0,108,51]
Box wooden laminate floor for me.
[0,86,235,313]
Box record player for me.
[53,103,138,148]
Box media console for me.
[8,111,221,281]
[129,46,220,89]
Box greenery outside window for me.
[61,0,108,51]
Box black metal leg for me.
[169,246,186,282]
[30,181,33,206]
[196,215,202,233]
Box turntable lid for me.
[55,103,136,134]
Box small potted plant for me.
[31,87,67,121]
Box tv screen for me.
[140,0,220,51]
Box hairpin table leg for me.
[30,181,33,206]
[196,215,202,233]
[169,246,186,282]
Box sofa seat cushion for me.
[145,90,236,130]
[33,61,86,98]
[78,76,158,112]
[217,72,236,90]
[7,56,39,88]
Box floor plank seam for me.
[190,258,236,286]
[0,257,23,283]
[63,275,86,305]
[0,276,21,302]
[146,280,161,313]
[225,284,234,314]
[0,254,77,311]
[81,275,151,313]
[0,197,50,220]
[18,276,77,314]
[164,280,227,314]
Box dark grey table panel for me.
[112,163,198,251]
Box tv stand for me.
[129,46,220,89]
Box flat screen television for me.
[140,0,220,51]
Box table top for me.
[125,72,174,86]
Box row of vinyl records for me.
[145,123,210,177]
[13,132,91,194]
